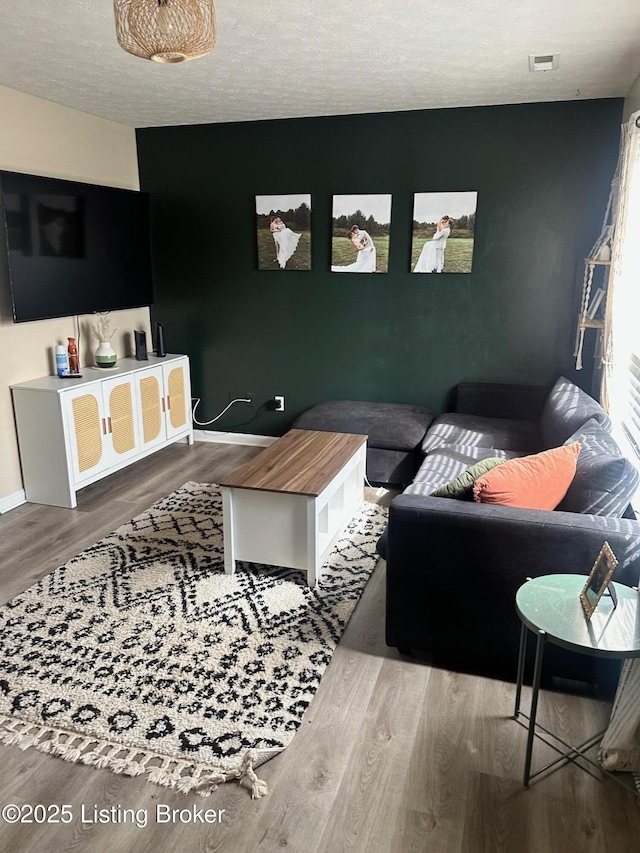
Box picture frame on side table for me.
[579,541,619,620]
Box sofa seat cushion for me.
[473,442,581,510]
[422,413,539,455]
[293,400,433,452]
[406,444,525,496]
[366,447,420,487]
[540,376,611,448]
[557,420,640,516]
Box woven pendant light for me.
[114,0,216,64]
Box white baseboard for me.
[194,430,278,448]
[0,489,26,514]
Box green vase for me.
[95,341,117,368]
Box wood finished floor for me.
[0,441,638,853]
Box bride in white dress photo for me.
[413,216,451,273]
[270,216,302,269]
[331,225,376,273]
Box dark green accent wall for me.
[136,99,622,436]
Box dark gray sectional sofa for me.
[380,377,640,688]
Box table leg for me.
[514,621,527,719]
[306,498,318,589]
[523,629,546,788]
[222,488,236,576]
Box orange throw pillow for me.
[473,442,581,510]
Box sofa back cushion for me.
[557,420,640,516]
[473,442,580,510]
[421,413,539,455]
[540,377,611,449]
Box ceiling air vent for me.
[529,54,559,72]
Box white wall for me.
[0,85,151,508]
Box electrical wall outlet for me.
[274,395,285,412]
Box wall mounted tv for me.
[0,170,154,323]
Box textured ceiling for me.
[0,1,639,128]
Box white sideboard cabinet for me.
[11,354,193,508]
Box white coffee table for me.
[218,429,367,588]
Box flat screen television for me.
[0,170,154,323]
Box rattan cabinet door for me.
[163,359,191,439]
[63,384,109,482]
[135,365,166,451]
[103,375,139,463]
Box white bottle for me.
[55,344,69,377]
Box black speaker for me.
[155,323,166,358]
[134,329,148,360]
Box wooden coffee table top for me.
[218,429,367,496]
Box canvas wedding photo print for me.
[331,194,391,273]
[256,194,311,270]
[411,191,478,274]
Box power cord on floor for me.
[191,397,252,426]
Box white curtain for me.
[598,112,640,774]
[601,112,640,439]
[599,659,640,772]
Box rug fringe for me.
[0,715,271,798]
[240,748,269,799]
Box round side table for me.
[514,574,640,791]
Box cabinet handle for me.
[166,395,171,411]
[107,416,113,434]
[101,418,107,435]
[161,396,166,413]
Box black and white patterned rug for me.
[0,482,387,797]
